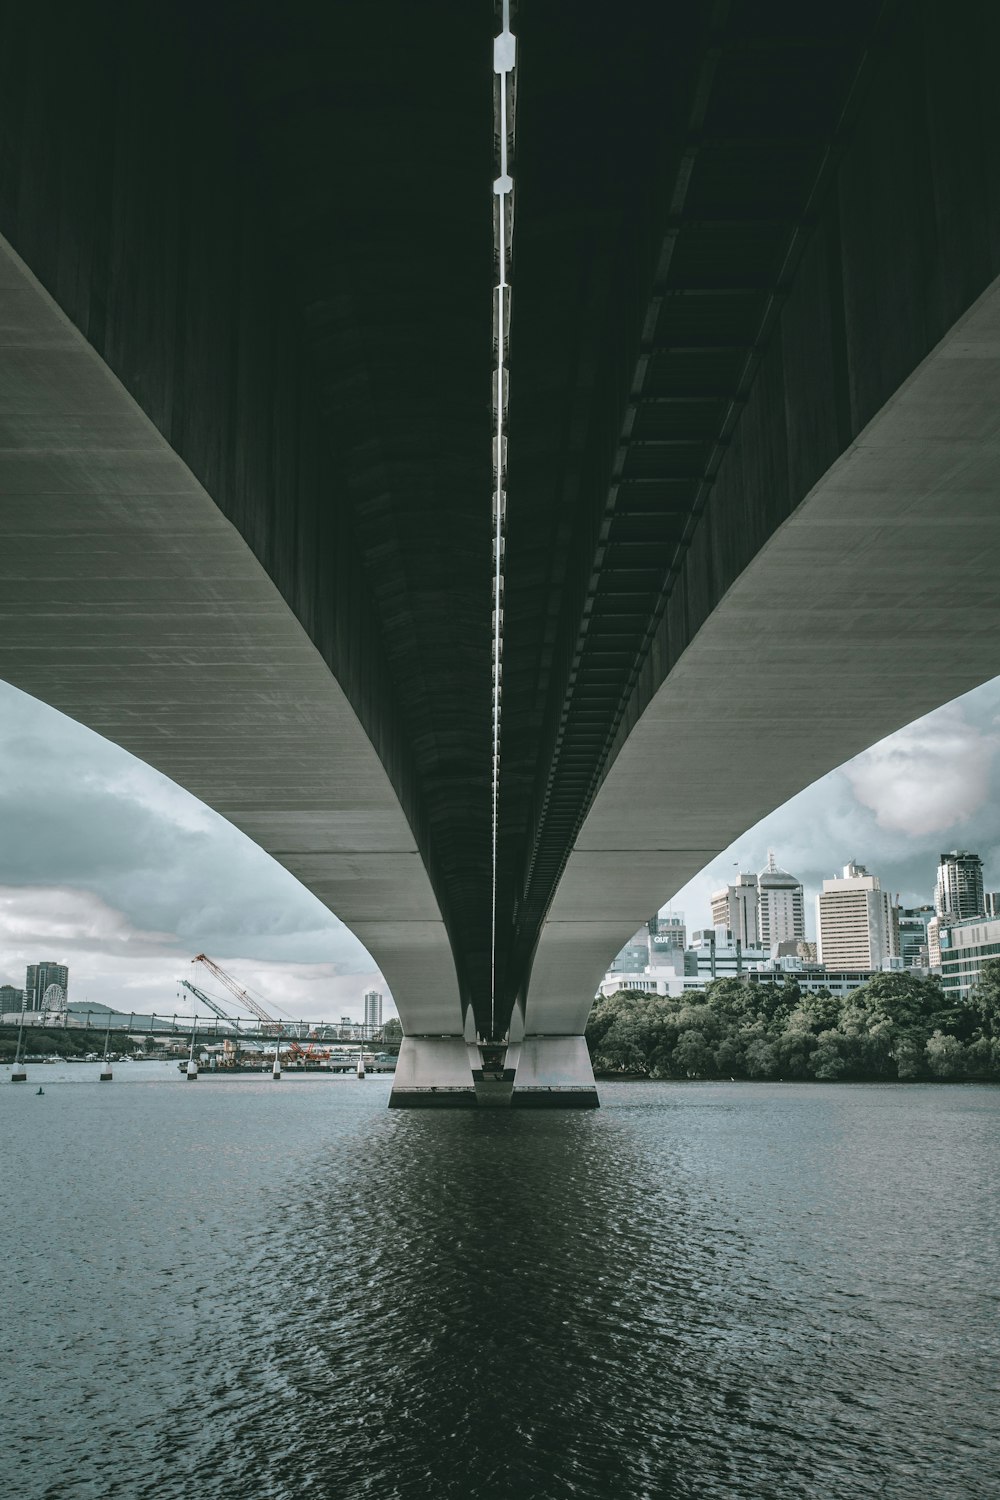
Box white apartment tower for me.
[363,989,383,1030]
[817,863,898,970]
[934,851,985,921]
[710,873,759,947]
[757,850,805,950]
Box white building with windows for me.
[817,863,898,970]
[363,989,383,1030]
[756,850,805,950]
[597,927,769,1000]
[937,915,1000,997]
[710,874,759,947]
[747,954,903,999]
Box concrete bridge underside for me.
[3,3,1000,1104]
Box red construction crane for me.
[191,954,284,1032]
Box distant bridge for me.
[3,4,1000,1104]
[6,1013,393,1046]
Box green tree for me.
[675,1002,722,1044]
[744,1037,778,1079]
[775,1010,817,1079]
[673,1028,711,1077]
[749,981,797,1028]
[799,989,841,1034]
[586,991,630,1055]
[852,972,946,1037]
[810,1030,846,1081]
[925,1031,968,1079]
[703,978,757,1023]
[966,1036,1000,1079]
[589,992,662,1073]
[714,1036,744,1077]
[970,959,1000,1039]
[892,1037,923,1080]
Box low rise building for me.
[937,915,1000,998]
[746,954,904,999]
[686,927,768,979]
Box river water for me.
[2,1066,997,1499]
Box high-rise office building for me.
[934,851,984,921]
[897,905,935,967]
[710,873,759,947]
[24,961,69,1011]
[756,851,805,951]
[363,989,383,1030]
[817,864,898,970]
[0,983,24,1012]
[984,892,1000,919]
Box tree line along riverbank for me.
[0,1025,136,1061]
[586,963,1000,1081]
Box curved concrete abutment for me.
[0,234,465,1045]
[524,273,1000,1058]
[0,230,594,1111]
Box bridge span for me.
[2,3,1000,1104]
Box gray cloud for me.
[0,683,389,1018]
[670,678,1000,938]
[843,703,999,837]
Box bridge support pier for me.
[388,1034,599,1108]
[388,1036,479,1108]
[511,1037,599,1109]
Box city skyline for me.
[1,672,999,1019]
[667,681,1000,944]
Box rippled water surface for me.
[3,1066,998,1499]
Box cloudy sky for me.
[669,677,1000,939]
[2,672,1000,1019]
[0,683,385,1022]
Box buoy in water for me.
[186,1058,198,1081]
[356,1052,365,1080]
[272,1053,282,1081]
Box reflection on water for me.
[2,1072,998,1498]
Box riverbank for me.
[593,1071,1000,1084]
[0,1024,135,1061]
[588,971,1000,1082]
